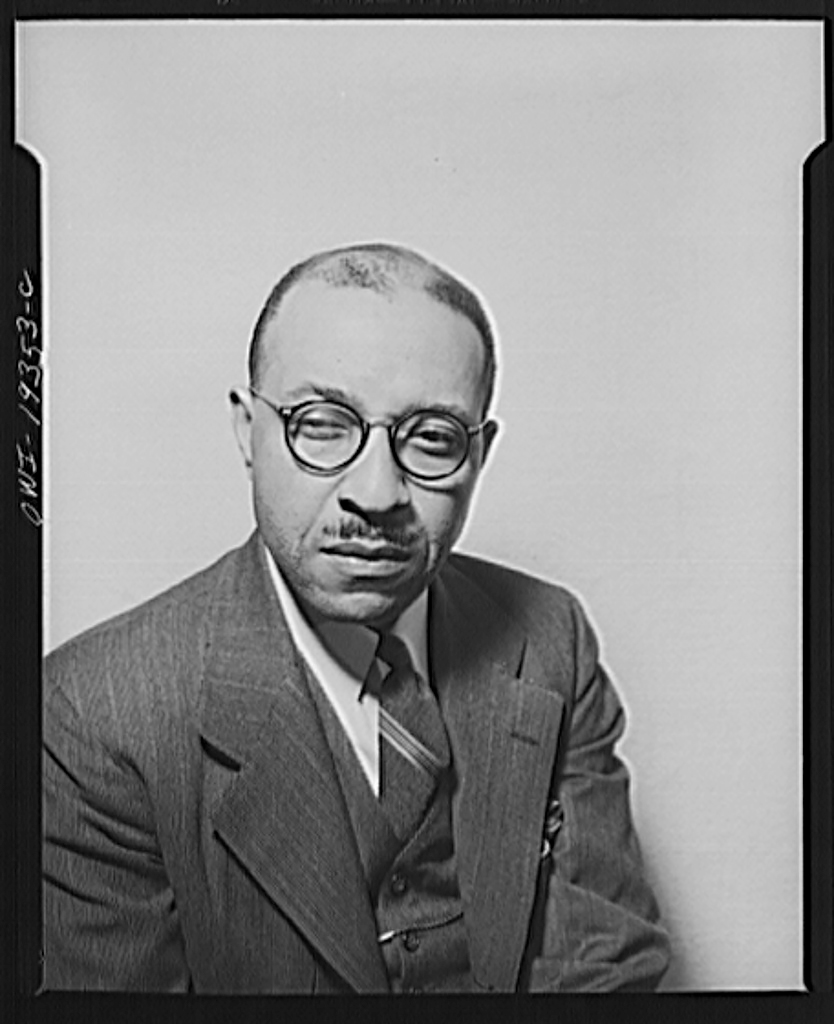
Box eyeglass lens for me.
[287,402,470,478]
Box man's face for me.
[232,280,497,628]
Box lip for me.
[323,542,412,562]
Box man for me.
[43,242,671,992]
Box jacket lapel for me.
[431,562,566,992]
[198,534,388,993]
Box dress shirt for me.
[264,542,429,795]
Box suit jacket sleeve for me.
[524,597,671,992]
[42,646,190,991]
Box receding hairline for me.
[248,243,498,413]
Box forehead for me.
[260,281,487,414]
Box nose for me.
[337,426,409,515]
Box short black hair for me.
[248,242,498,415]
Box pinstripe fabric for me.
[42,531,671,992]
[306,649,472,992]
[371,633,449,843]
[378,705,442,775]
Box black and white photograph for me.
[15,17,823,994]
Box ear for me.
[478,419,500,469]
[229,388,255,478]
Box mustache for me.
[322,521,421,548]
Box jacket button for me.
[403,932,421,952]
[390,873,408,896]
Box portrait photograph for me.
[15,15,824,996]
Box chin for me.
[306,586,414,629]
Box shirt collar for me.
[263,540,430,687]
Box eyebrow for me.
[281,382,477,424]
[282,382,355,405]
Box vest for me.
[303,665,472,993]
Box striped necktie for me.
[373,632,450,839]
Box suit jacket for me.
[43,532,670,992]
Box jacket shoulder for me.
[444,551,598,671]
[44,540,247,725]
[446,552,581,625]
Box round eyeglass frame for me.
[248,387,488,481]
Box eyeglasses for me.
[249,388,488,481]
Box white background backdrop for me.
[19,20,822,990]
